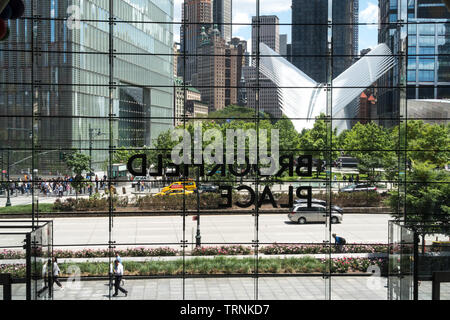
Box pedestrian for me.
[356,174,360,183]
[349,175,354,183]
[343,175,347,182]
[37,258,50,298]
[112,259,128,297]
[115,252,123,264]
[332,233,346,253]
[51,257,64,291]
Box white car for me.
[288,204,343,224]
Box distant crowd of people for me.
[1,174,113,197]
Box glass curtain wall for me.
[0,0,448,300]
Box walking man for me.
[51,257,64,291]
[112,259,128,297]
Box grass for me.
[56,257,328,276]
[0,203,55,214]
[3,256,387,278]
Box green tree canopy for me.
[299,114,339,176]
[342,122,393,181]
[391,120,450,168]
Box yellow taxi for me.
[155,189,195,197]
[161,180,197,193]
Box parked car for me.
[339,184,377,193]
[288,204,343,224]
[197,185,219,193]
[294,198,344,213]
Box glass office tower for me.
[0,0,174,173]
[378,0,450,127]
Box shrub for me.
[52,195,129,212]
[191,245,251,256]
[137,193,227,211]
[3,257,389,278]
[260,243,388,255]
[314,191,385,207]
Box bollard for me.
[122,187,126,195]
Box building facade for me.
[244,15,282,118]
[194,27,238,112]
[377,0,450,127]
[252,15,280,57]
[174,77,204,126]
[213,0,232,43]
[291,0,357,82]
[279,34,288,58]
[0,0,174,173]
[180,0,212,83]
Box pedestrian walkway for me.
[2,277,390,300]
[3,277,448,300]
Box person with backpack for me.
[332,233,346,253]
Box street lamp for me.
[195,166,201,247]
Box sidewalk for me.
[1,276,390,300]
[3,277,447,300]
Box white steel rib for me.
[259,42,395,132]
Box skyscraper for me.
[195,27,238,112]
[377,0,450,127]
[279,34,288,58]
[353,0,359,59]
[180,0,212,83]
[291,0,357,82]
[213,0,232,43]
[0,0,174,173]
[252,15,280,55]
[245,15,282,118]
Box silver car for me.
[340,184,377,193]
[288,204,343,224]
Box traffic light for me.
[0,0,25,42]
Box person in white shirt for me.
[112,259,128,297]
[52,257,63,290]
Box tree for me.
[207,105,271,125]
[273,116,301,158]
[387,161,450,221]
[390,121,450,169]
[342,122,393,182]
[299,114,339,177]
[63,150,91,198]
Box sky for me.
[173,0,379,53]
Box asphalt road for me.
[0,214,394,250]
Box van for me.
[288,204,343,224]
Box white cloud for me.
[233,12,252,34]
[360,2,379,29]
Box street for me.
[0,214,392,249]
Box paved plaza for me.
[1,276,387,300]
[2,277,449,300]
